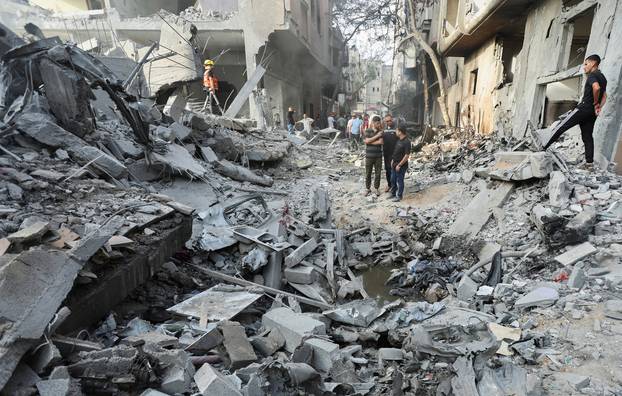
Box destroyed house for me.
[409,0,622,171]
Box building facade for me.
[404,0,622,169]
[1,0,345,127]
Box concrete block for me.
[457,275,478,301]
[250,328,285,356]
[284,265,317,284]
[568,265,587,289]
[549,171,571,207]
[555,372,590,391]
[554,242,597,266]
[194,363,242,396]
[262,307,326,352]
[285,238,319,267]
[200,146,219,163]
[160,358,195,395]
[515,287,559,309]
[170,122,191,141]
[36,378,71,396]
[220,322,257,369]
[7,221,49,244]
[378,348,403,362]
[304,337,340,372]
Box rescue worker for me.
[203,59,219,113]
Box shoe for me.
[375,189,381,196]
[364,190,371,196]
[391,196,401,202]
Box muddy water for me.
[362,265,400,302]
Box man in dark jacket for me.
[390,126,411,202]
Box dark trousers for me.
[543,108,596,163]
[365,157,383,190]
[384,157,392,187]
[390,166,407,198]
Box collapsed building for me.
[403,0,622,171]
[1,0,345,127]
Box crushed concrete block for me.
[122,331,179,348]
[36,378,71,396]
[250,328,285,357]
[378,348,403,362]
[194,363,242,396]
[554,242,597,266]
[304,337,340,372]
[285,238,319,267]
[7,221,49,244]
[160,361,195,395]
[565,208,596,239]
[262,307,326,352]
[568,265,587,289]
[30,169,64,182]
[549,171,572,207]
[220,322,257,370]
[457,275,478,301]
[140,389,170,396]
[554,372,590,391]
[170,122,191,141]
[604,300,622,320]
[515,287,559,309]
[200,146,219,163]
[185,326,223,353]
[284,265,317,284]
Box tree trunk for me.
[402,0,452,127]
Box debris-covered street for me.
[1,0,622,395]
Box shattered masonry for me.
[0,1,622,396]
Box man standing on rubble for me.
[287,107,296,135]
[382,114,398,193]
[542,54,607,170]
[390,126,411,202]
[327,112,335,129]
[351,114,363,144]
[364,115,384,196]
[203,59,219,113]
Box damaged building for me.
[406,0,622,170]
[1,0,345,127]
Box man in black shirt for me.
[287,107,296,135]
[363,115,384,196]
[390,126,411,202]
[542,54,607,169]
[382,114,398,192]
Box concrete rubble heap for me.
[1,16,622,396]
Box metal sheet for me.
[167,284,261,322]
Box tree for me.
[333,0,453,127]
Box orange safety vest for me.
[203,71,219,91]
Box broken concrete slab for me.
[447,182,514,239]
[214,159,273,187]
[323,299,385,327]
[30,169,64,182]
[262,307,326,352]
[6,221,49,244]
[69,145,128,179]
[554,242,597,266]
[152,143,207,178]
[457,275,478,302]
[194,363,242,396]
[554,372,590,391]
[185,325,223,353]
[488,151,553,181]
[549,171,572,207]
[250,328,285,357]
[39,58,95,138]
[220,322,257,370]
[567,265,587,289]
[285,238,319,268]
[167,284,262,323]
[515,287,559,309]
[378,348,404,363]
[121,332,180,348]
[35,378,72,396]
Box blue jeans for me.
[390,166,407,199]
[287,123,294,134]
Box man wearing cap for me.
[203,59,219,113]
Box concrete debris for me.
[0,6,621,395]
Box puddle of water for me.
[362,265,400,302]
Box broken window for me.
[500,37,523,83]
[542,76,581,126]
[469,69,478,95]
[565,8,595,69]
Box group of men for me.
[363,115,411,202]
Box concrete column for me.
[243,31,261,120]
